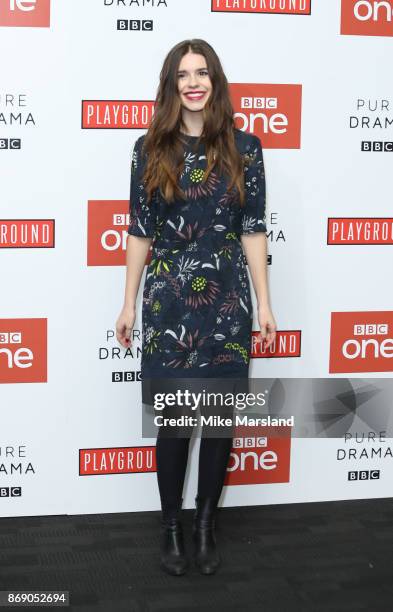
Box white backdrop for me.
[1,0,392,517]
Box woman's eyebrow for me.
[177,67,208,74]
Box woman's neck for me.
[181,110,204,137]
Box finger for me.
[259,324,267,340]
[265,331,276,348]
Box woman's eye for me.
[178,72,208,79]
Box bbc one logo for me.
[341,0,393,37]
[0,0,51,28]
[329,312,393,373]
[229,84,302,148]
[87,200,152,266]
[0,319,47,383]
[224,432,291,486]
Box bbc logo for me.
[361,141,393,152]
[0,139,21,150]
[240,97,278,109]
[233,437,267,448]
[113,213,130,226]
[112,371,141,382]
[353,323,388,336]
[348,470,380,481]
[117,20,153,31]
[0,487,22,497]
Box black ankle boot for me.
[159,499,188,576]
[192,495,221,575]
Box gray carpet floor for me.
[1,497,393,611]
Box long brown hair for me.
[141,39,246,207]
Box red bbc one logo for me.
[0,0,50,27]
[0,319,47,383]
[341,0,393,37]
[330,311,393,373]
[224,426,291,486]
[229,84,302,148]
[87,200,153,266]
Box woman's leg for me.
[155,428,192,519]
[192,380,236,574]
[154,387,195,576]
[197,379,236,500]
[196,435,233,501]
[154,377,195,518]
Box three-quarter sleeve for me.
[127,135,157,238]
[240,134,267,235]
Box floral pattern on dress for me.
[128,128,267,378]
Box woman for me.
[116,39,276,576]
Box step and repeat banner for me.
[1,0,392,517]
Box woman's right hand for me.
[116,305,136,348]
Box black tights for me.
[155,431,233,518]
[151,377,242,519]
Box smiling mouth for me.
[183,92,206,101]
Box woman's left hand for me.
[256,304,277,349]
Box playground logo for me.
[81,100,155,129]
[79,446,156,475]
[327,218,393,245]
[0,220,55,248]
[211,0,311,15]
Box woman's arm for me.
[239,134,276,349]
[116,235,152,349]
[116,135,157,349]
[123,235,152,309]
[241,232,276,349]
[240,232,270,307]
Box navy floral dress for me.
[127,128,267,380]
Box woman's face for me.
[177,51,212,111]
